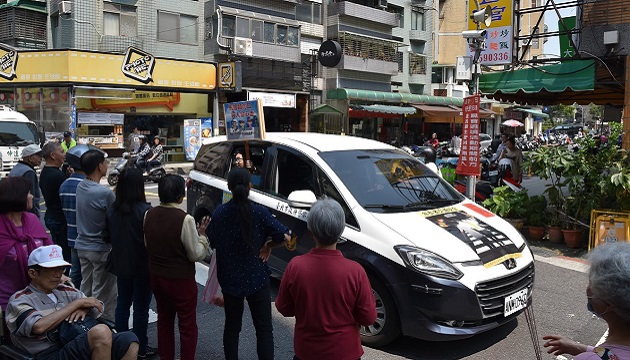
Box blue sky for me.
[543,0,577,57]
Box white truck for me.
[0,105,40,178]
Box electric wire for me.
[525,302,543,360]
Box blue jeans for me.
[146,159,161,172]
[136,159,146,171]
[115,276,153,356]
[70,247,82,288]
[223,285,274,360]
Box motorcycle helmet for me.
[66,144,106,170]
[138,135,147,143]
[416,146,437,164]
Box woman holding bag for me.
[206,168,290,360]
[107,168,156,359]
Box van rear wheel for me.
[360,275,401,347]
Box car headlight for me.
[395,245,463,280]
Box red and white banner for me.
[456,95,481,176]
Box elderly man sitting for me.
[4,245,138,360]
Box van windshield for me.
[319,149,464,212]
[0,122,38,146]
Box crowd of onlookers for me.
[1,135,629,360]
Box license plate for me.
[504,288,528,316]
[489,170,499,176]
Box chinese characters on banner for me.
[223,99,266,140]
[467,0,513,66]
[456,95,481,176]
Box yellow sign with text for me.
[468,0,513,29]
[91,92,181,110]
[0,50,216,91]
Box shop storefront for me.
[0,47,216,159]
[221,89,308,134]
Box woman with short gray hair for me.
[543,242,630,359]
[306,198,345,245]
[276,198,376,360]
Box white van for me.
[0,105,39,177]
[187,133,534,346]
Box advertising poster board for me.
[223,99,265,140]
[589,210,630,250]
[200,117,213,139]
[466,0,513,66]
[456,95,481,176]
[183,119,201,161]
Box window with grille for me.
[409,53,427,75]
[103,3,137,37]
[337,32,397,62]
[158,11,198,44]
[396,51,403,72]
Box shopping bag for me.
[201,250,223,307]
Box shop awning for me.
[348,104,416,118]
[479,60,595,94]
[411,104,460,117]
[477,60,617,105]
[0,0,47,12]
[310,104,343,115]
[515,107,550,119]
[328,88,464,106]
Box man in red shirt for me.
[275,199,376,360]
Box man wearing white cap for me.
[8,144,43,219]
[4,245,139,360]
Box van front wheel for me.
[360,275,401,347]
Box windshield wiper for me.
[364,204,405,211]
[403,199,461,210]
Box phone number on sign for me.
[481,52,510,62]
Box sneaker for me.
[138,346,158,359]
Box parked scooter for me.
[454,157,523,203]
[107,152,166,186]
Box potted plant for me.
[482,186,529,230]
[524,195,548,241]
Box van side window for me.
[229,146,266,189]
[316,168,359,229]
[194,143,232,178]
[270,149,314,198]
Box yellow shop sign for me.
[0,49,216,91]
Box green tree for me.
[550,104,576,125]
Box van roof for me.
[0,106,33,123]
[204,132,396,153]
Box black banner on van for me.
[425,210,521,268]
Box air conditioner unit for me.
[59,1,72,15]
[233,37,253,56]
[379,0,388,9]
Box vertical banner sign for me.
[223,99,266,140]
[200,117,213,139]
[456,95,481,176]
[559,16,577,58]
[184,119,201,161]
[467,0,513,66]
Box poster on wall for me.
[223,99,265,140]
[200,117,213,139]
[183,119,201,161]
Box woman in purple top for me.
[543,242,630,359]
[0,177,53,340]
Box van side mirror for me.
[287,190,317,208]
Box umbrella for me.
[502,119,524,127]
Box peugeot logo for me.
[503,258,517,270]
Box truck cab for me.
[0,105,39,178]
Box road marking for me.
[534,254,589,273]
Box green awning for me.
[351,104,416,115]
[327,88,464,106]
[310,104,343,115]
[479,60,595,95]
[516,107,550,119]
[0,0,47,13]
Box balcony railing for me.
[328,1,400,27]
